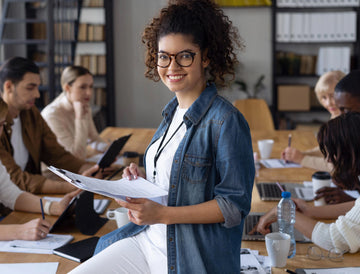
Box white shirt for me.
[0,160,23,210]
[135,106,187,272]
[10,117,29,171]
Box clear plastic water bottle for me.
[277,191,296,258]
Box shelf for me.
[1,39,46,44]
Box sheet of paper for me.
[298,267,360,274]
[0,262,58,274]
[43,196,110,214]
[0,234,73,254]
[48,166,168,205]
[240,248,267,274]
[260,159,302,168]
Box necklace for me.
[153,120,184,182]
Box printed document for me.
[48,166,168,205]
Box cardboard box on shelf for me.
[278,85,310,111]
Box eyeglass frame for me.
[156,50,198,68]
[306,245,346,262]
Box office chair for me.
[233,99,275,131]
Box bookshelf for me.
[0,0,114,130]
[75,0,115,130]
[272,0,360,129]
[0,0,81,109]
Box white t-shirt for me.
[0,160,23,210]
[135,106,187,271]
[10,117,29,171]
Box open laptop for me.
[242,212,311,242]
[256,182,313,201]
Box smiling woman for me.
[69,1,254,274]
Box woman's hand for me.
[49,189,82,216]
[73,101,89,119]
[116,197,166,225]
[16,218,51,241]
[281,147,304,164]
[315,187,356,204]
[292,198,311,216]
[122,163,146,180]
[256,206,278,235]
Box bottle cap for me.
[281,191,291,198]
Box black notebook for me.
[53,236,99,263]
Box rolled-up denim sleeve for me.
[214,109,255,228]
[215,196,244,228]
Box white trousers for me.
[69,234,167,274]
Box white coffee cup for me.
[312,171,332,206]
[265,232,291,267]
[257,139,274,159]
[106,207,130,228]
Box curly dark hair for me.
[318,112,360,189]
[142,0,244,86]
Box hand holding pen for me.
[281,134,305,164]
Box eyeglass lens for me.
[157,51,195,68]
[307,246,344,262]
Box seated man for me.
[0,57,100,215]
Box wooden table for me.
[1,128,359,273]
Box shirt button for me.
[171,185,175,189]
[169,237,173,242]
[170,266,174,270]
[174,160,178,163]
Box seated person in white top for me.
[41,66,108,159]
[281,70,345,171]
[0,97,83,241]
[257,112,360,253]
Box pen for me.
[288,133,292,147]
[276,181,285,192]
[285,269,297,274]
[286,133,292,164]
[40,198,45,220]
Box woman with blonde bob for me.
[42,66,108,159]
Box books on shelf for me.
[275,51,316,76]
[75,54,106,75]
[276,12,357,42]
[316,46,351,75]
[82,0,104,7]
[77,23,105,41]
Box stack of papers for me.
[240,248,271,274]
[48,166,168,205]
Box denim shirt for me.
[95,83,255,273]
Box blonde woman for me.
[281,70,345,170]
[42,66,108,159]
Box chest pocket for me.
[181,154,212,184]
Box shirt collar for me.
[161,83,217,126]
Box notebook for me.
[256,182,313,201]
[242,212,310,242]
[53,236,99,263]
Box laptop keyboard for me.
[245,214,272,235]
[256,183,285,199]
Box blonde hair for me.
[314,71,346,99]
[61,66,92,91]
[0,97,8,119]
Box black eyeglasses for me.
[156,50,197,68]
